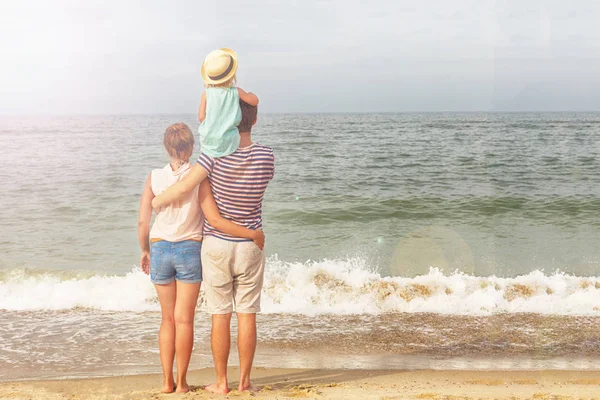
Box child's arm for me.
[237,87,259,106]
[151,163,208,212]
[198,181,265,249]
[198,92,207,122]
[138,175,154,274]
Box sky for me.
[1,0,599,114]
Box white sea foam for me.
[1,256,600,315]
[0,268,157,312]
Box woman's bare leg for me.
[174,281,201,393]
[155,282,177,393]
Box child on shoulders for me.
[198,48,259,158]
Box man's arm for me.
[237,87,259,106]
[198,181,265,249]
[198,92,207,122]
[152,163,208,211]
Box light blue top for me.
[199,87,242,158]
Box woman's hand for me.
[140,251,150,275]
[251,229,265,250]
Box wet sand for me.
[2,367,600,399]
[4,312,600,381]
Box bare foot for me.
[238,383,259,392]
[205,383,230,395]
[175,384,190,394]
[162,382,175,393]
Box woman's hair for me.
[205,73,237,89]
[164,123,194,160]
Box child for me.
[198,48,259,157]
[151,49,259,212]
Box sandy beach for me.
[2,368,600,400]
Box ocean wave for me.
[271,197,600,224]
[1,257,600,315]
[0,268,156,312]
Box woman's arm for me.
[237,87,259,106]
[152,163,208,212]
[198,181,265,249]
[138,174,154,274]
[198,92,207,122]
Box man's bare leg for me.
[237,312,257,391]
[154,282,177,393]
[174,281,201,393]
[205,313,232,395]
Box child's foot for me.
[205,383,230,395]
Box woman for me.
[137,123,263,394]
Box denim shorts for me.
[150,240,202,284]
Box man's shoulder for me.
[248,143,274,159]
[196,153,215,172]
[204,144,273,168]
[227,143,274,159]
[251,142,273,152]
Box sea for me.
[1,112,600,381]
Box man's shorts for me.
[201,235,265,314]
[150,240,203,284]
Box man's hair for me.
[164,123,195,160]
[238,100,258,133]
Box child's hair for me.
[205,73,237,89]
[164,123,194,160]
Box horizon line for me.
[2,110,600,117]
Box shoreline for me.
[2,367,600,399]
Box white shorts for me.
[201,235,266,314]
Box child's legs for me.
[154,282,177,391]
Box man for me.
[152,101,275,394]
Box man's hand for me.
[151,198,161,214]
[140,251,150,274]
[251,229,265,250]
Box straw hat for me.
[201,48,238,85]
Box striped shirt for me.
[197,143,275,241]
